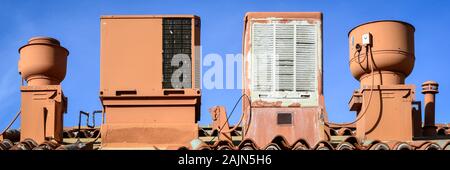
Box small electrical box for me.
[362,33,372,46]
[277,113,293,125]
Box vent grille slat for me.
[275,24,294,91]
[296,25,317,92]
[252,24,274,92]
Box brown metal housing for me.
[348,21,419,141]
[349,21,415,87]
[18,37,68,144]
[242,12,328,147]
[99,15,201,149]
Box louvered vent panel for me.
[251,21,319,100]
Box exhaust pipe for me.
[422,81,439,136]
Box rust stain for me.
[242,12,328,148]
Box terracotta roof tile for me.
[1,126,449,150]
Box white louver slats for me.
[296,25,317,92]
[251,20,320,106]
[252,24,274,92]
[275,24,294,91]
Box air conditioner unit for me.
[249,14,321,106]
[242,12,328,147]
[99,15,201,149]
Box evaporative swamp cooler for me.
[99,15,201,149]
[242,12,329,147]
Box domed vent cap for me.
[422,80,439,94]
[28,36,61,46]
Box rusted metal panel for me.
[245,107,323,147]
[242,12,327,148]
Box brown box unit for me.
[100,15,201,149]
[349,85,417,141]
[20,86,66,144]
[242,12,328,148]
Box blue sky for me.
[0,0,449,129]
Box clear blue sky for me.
[0,0,449,129]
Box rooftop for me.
[1,124,449,150]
